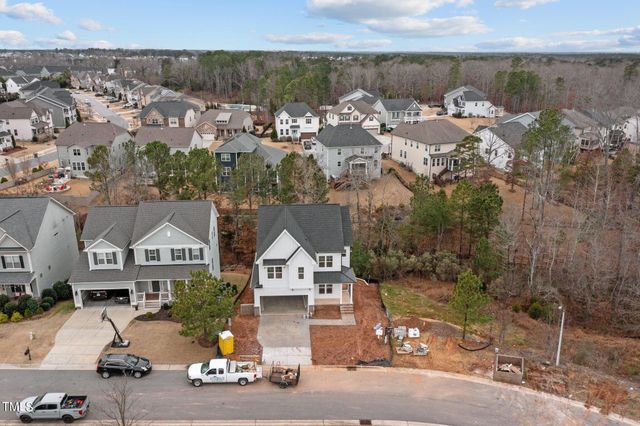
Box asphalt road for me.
[0,368,627,425]
[71,93,129,129]
[0,151,57,178]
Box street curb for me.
[1,421,447,426]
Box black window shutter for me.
[188,248,193,260]
[170,249,175,261]
[93,252,98,265]
[181,248,186,260]
[144,250,149,262]
[156,249,161,261]
[199,247,204,260]
[19,256,24,268]
[1,256,5,269]
[112,252,117,265]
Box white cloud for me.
[0,30,26,46]
[80,39,113,49]
[494,0,557,9]
[264,32,352,44]
[364,16,489,38]
[475,36,623,52]
[79,18,109,31]
[306,0,487,38]
[264,31,391,49]
[335,38,392,49]
[0,0,60,24]
[56,30,76,42]
[555,26,639,37]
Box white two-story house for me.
[5,76,39,94]
[373,98,422,129]
[69,200,221,309]
[311,124,383,180]
[391,120,469,181]
[274,102,319,141]
[444,85,504,118]
[0,100,54,142]
[0,197,79,298]
[56,122,131,178]
[326,100,381,134]
[251,204,355,316]
[475,121,528,171]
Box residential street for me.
[0,368,631,425]
[71,93,129,129]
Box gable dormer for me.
[85,239,124,271]
[132,221,208,266]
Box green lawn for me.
[380,282,462,325]
[221,272,250,295]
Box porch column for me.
[167,280,172,301]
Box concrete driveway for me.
[40,306,141,369]
[257,314,312,365]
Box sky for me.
[0,0,638,53]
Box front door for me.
[151,281,160,292]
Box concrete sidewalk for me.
[40,306,142,369]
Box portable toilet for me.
[218,330,234,355]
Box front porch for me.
[135,279,174,309]
[0,273,36,298]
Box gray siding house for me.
[0,197,79,298]
[214,133,286,181]
[373,98,422,129]
[311,124,383,180]
[25,87,77,129]
[68,200,221,309]
[55,122,131,178]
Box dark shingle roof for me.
[0,100,38,120]
[378,98,420,112]
[140,100,198,120]
[81,206,138,249]
[197,109,251,130]
[392,120,469,145]
[314,266,356,284]
[134,127,197,149]
[316,124,382,148]
[275,102,318,118]
[131,200,213,245]
[215,133,286,166]
[487,121,528,149]
[21,80,60,92]
[462,90,486,102]
[256,204,352,260]
[328,100,378,115]
[55,122,129,148]
[0,197,53,249]
[69,251,140,284]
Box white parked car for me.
[187,358,262,387]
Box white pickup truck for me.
[187,358,262,387]
[16,392,89,424]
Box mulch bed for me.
[135,308,179,322]
[312,305,341,320]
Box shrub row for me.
[0,281,71,323]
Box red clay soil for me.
[312,305,341,319]
[310,282,391,365]
[228,287,262,359]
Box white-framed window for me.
[220,153,231,162]
[298,267,304,279]
[306,118,312,124]
[280,129,283,135]
[174,249,184,261]
[151,118,160,125]
[3,255,22,269]
[267,266,283,279]
[337,149,341,155]
[434,144,441,152]
[191,248,202,261]
[423,157,428,165]
[279,119,283,124]
[285,119,289,125]
[318,255,333,268]
[169,117,179,126]
[72,148,81,156]
[318,284,333,295]
[368,116,374,121]
[146,248,160,262]
[353,115,359,121]
[291,118,298,124]
[360,147,365,154]
[72,162,86,171]
[337,161,341,167]
[95,252,115,265]
[222,167,232,177]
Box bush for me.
[527,301,550,320]
[24,308,33,318]
[40,302,51,312]
[31,136,38,142]
[512,303,522,313]
[144,311,154,319]
[0,312,8,324]
[17,295,32,313]
[270,128,278,141]
[0,294,9,309]
[36,307,45,315]
[25,298,39,315]
[4,302,18,316]
[0,177,6,183]
[42,296,55,306]
[41,288,57,302]
[10,311,23,322]
[53,281,72,300]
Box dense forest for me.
[4,50,640,114]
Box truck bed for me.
[228,361,258,373]
[61,395,87,410]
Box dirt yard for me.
[310,282,391,365]
[328,171,413,209]
[0,301,75,364]
[440,115,496,134]
[260,138,302,154]
[382,158,418,186]
[380,278,640,419]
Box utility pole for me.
[555,305,565,366]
